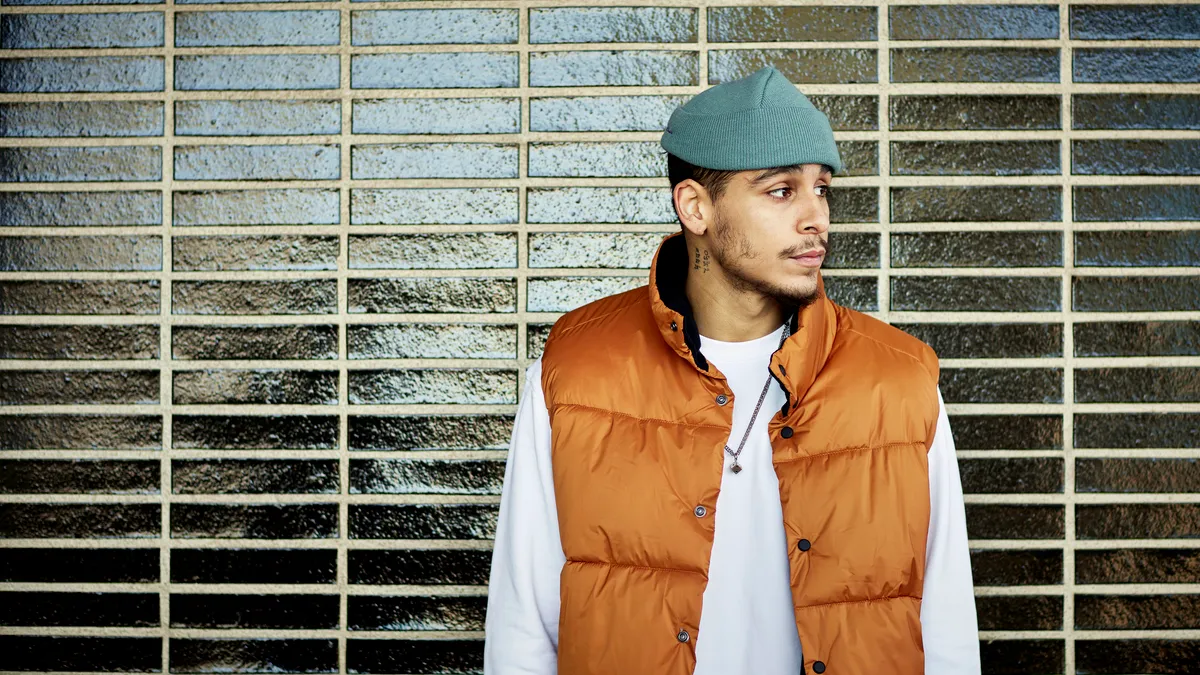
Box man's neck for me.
[685,266,788,342]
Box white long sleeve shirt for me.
[485,322,981,674]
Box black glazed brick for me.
[173,280,336,315]
[0,280,159,315]
[965,504,1064,540]
[174,235,339,272]
[347,639,483,674]
[1075,231,1200,267]
[174,370,338,405]
[823,276,876,312]
[348,277,517,314]
[809,95,877,131]
[172,549,337,584]
[891,231,1061,268]
[173,460,340,495]
[348,323,516,360]
[0,325,159,360]
[891,48,1059,83]
[1075,639,1200,675]
[1078,504,1200,539]
[708,49,877,85]
[0,460,159,494]
[1075,412,1200,449]
[349,504,498,540]
[0,636,161,672]
[0,503,159,538]
[707,6,876,42]
[528,323,552,359]
[891,276,1061,312]
[1075,321,1200,357]
[1077,458,1200,493]
[1074,139,1200,175]
[1075,185,1200,221]
[349,415,513,451]
[949,415,1062,450]
[891,186,1061,222]
[1075,48,1200,83]
[0,369,159,406]
[173,415,339,450]
[890,5,1058,40]
[975,595,1062,631]
[1076,367,1200,403]
[890,141,1060,176]
[348,368,518,405]
[940,367,1063,404]
[836,140,878,176]
[171,594,339,629]
[350,549,492,586]
[1074,276,1200,312]
[971,549,1062,586]
[829,187,879,223]
[0,235,161,272]
[0,548,158,583]
[893,322,1062,359]
[890,95,1060,131]
[959,458,1063,494]
[173,325,339,361]
[349,595,488,631]
[823,232,878,269]
[1076,594,1200,630]
[171,504,338,539]
[979,639,1063,675]
[0,591,158,627]
[1072,5,1200,40]
[350,459,505,495]
[1073,94,1200,130]
[1077,548,1200,584]
[171,639,337,674]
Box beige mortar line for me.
[516,4,529,377]
[337,0,351,668]
[1060,3,1077,666]
[159,2,175,671]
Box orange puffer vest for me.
[540,232,940,675]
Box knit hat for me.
[660,65,843,174]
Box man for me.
[484,66,980,675]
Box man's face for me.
[704,163,832,309]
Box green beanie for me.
[660,65,843,174]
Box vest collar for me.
[648,231,838,407]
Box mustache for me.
[779,240,828,258]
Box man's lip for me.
[791,250,824,259]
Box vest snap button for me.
[781,426,794,439]
[715,394,728,406]
[670,321,678,331]
[813,661,826,673]
[693,505,707,518]
[797,538,811,552]
[676,629,690,643]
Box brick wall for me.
[1,1,1198,673]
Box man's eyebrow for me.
[748,167,795,185]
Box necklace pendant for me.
[730,462,742,474]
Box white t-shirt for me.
[484,323,981,674]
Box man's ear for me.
[673,179,711,237]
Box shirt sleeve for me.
[484,357,564,675]
[921,385,982,674]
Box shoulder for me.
[834,304,940,384]
[543,285,649,346]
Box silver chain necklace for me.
[724,321,792,474]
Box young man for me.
[484,66,981,674]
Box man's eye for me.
[816,185,830,198]
[769,187,791,198]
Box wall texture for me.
[1,1,1199,673]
